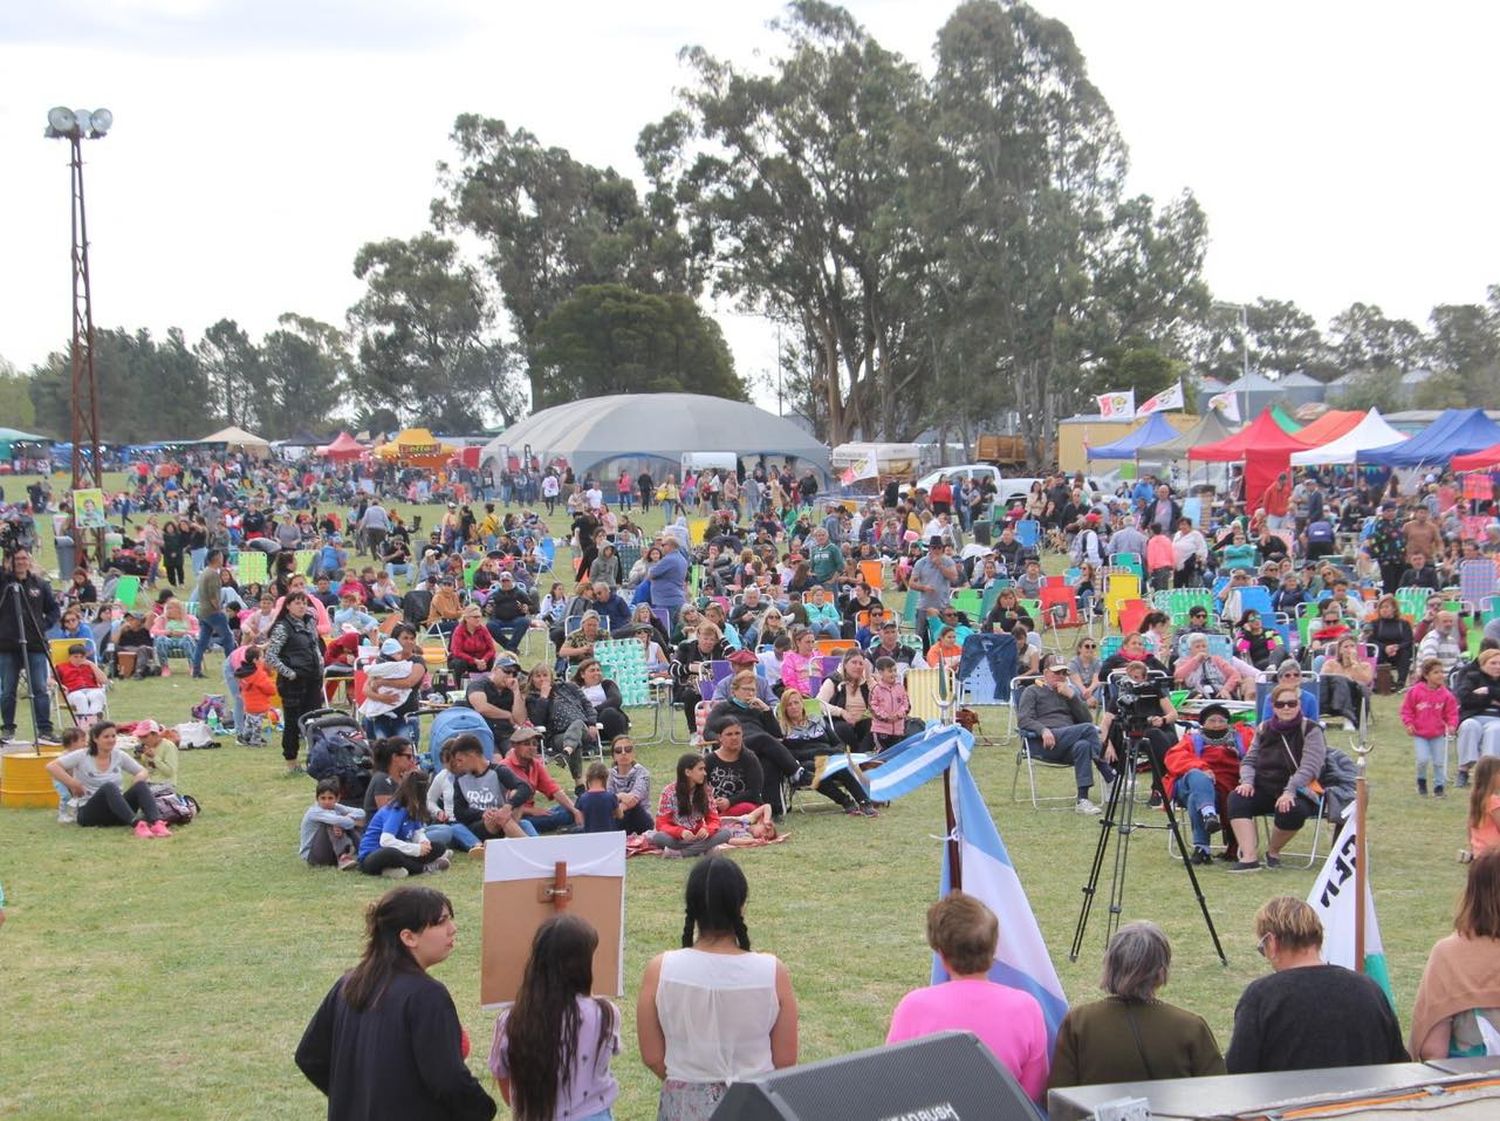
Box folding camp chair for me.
[1007,675,1078,808]
[110,575,141,610]
[858,559,885,592]
[1038,583,1088,642]
[904,666,956,723]
[49,638,109,729]
[1014,520,1042,554]
[593,636,657,741]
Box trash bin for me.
[54,534,76,577]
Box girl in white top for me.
[637,855,797,1121]
[46,722,170,837]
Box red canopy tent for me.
[316,432,368,462]
[1452,444,1500,472]
[1189,409,1319,512]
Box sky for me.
[2,0,1497,419]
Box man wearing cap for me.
[484,571,533,653]
[1016,659,1113,814]
[465,658,522,750]
[503,726,584,833]
[709,649,776,706]
[909,536,959,640]
[867,620,917,667]
[1164,703,1250,863]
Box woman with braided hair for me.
[636,854,798,1121]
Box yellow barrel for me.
[0,751,62,809]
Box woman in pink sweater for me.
[1401,656,1459,796]
[780,627,819,695]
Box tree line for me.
[6,0,1499,453]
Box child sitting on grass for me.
[234,646,279,747]
[575,762,621,833]
[356,770,450,878]
[299,777,365,870]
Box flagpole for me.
[1354,741,1372,973]
[938,664,962,892]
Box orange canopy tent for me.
[1287,409,1364,448]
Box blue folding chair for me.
[1015,520,1041,553]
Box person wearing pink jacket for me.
[1401,656,1459,796]
[870,657,915,748]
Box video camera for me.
[1114,675,1163,716]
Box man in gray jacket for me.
[1016,658,1113,814]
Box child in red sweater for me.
[55,644,108,728]
[234,647,280,747]
[1401,656,1459,797]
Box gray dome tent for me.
[480,393,831,484]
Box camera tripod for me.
[1068,722,1227,964]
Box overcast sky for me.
[2,0,1496,416]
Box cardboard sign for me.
[481,831,626,1007]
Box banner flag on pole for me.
[1208,390,1242,423]
[1096,390,1135,419]
[938,758,1070,1052]
[1307,807,1394,1007]
[866,722,973,803]
[1137,381,1184,416]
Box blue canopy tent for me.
[1357,408,1500,467]
[1084,413,1179,461]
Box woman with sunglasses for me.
[1225,687,1327,873]
[1067,636,1102,706]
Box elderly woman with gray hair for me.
[1048,921,1224,1090]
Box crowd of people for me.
[10,447,1500,1116]
[294,848,1500,1120]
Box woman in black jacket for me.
[1362,594,1415,688]
[1455,647,1500,787]
[669,621,732,734]
[263,591,325,774]
[160,520,186,588]
[295,885,495,1121]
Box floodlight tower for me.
[45,106,112,566]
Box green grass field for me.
[0,483,1469,1119]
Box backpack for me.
[304,711,372,798]
[150,783,200,826]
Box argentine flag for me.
[939,756,1071,1051]
[866,721,973,802]
[1307,806,1394,1006]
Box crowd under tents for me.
[1358,408,1500,468]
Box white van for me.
[680,452,739,477]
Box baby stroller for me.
[301,708,373,803]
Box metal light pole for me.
[1213,300,1252,421]
[45,106,112,568]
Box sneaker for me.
[150,821,171,838]
[1228,860,1262,873]
[159,666,171,677]
[191,671,206,680]
[1264,854,1282,869]
[1190,848,1213,865]
[35,731,60,747]
[133,821,153,838]
[859,803,880,817]
[1200,809,1221,836]
[467,844,486,861]
[57,800,77,824]
[337,854,358,871]
[1417,778,1428,796]
[845,804,865,816]
[380,867,409,879]
[1147,789,1163,809]
[424,855,452,873]
[1075,798,1102,816]
[1434,785,1446,798]
[1458,769,1472,789]
[792,767,814,789]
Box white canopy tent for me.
[1289,408,1407,466]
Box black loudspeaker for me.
[709,1031,1037,1121]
